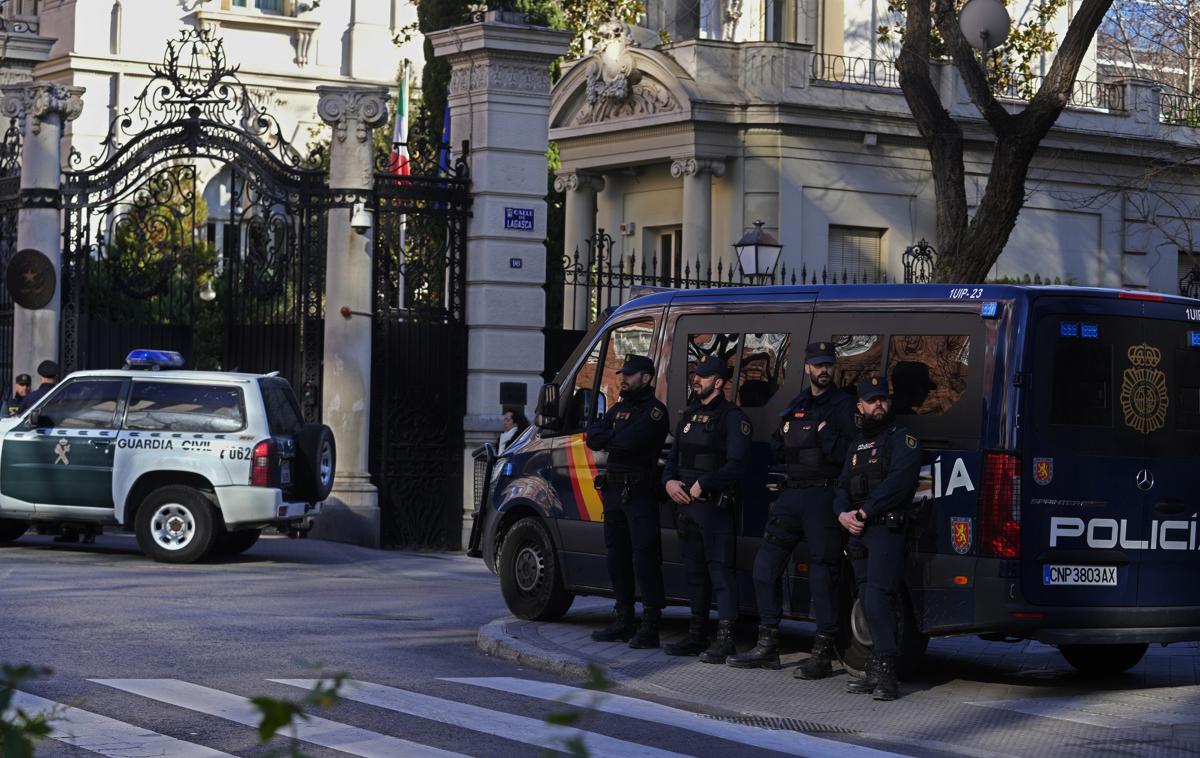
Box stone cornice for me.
[448,54,553,98]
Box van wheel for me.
[135,486,217,564]
[498,517,574,621]
[1059,643,1147,675]
[837,588,929,678]
[294,424,336,501]
[0,518,28,543]
[211,529,261,556]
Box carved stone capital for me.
[0,83,84,135]
[670,157,726,179]
[448,55,553,98]
[316,86,389,144]
[553,171,605,194]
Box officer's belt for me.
[606,471,654,484]
[784,477,836,489]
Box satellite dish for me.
[959,0,1011,51]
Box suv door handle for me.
[90,440,113,451]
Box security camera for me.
[350,202,373,235]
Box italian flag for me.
[389,62,410,176]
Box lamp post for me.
[732,219,783,284]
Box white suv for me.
[0,350,336,563]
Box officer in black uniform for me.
[727,341,855,675]
[834,375,922,700]
[18,360,58,414]
[585,354,671,648]
[662,355,752,663]
[4,373,30,417]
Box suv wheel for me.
[211,528,261,556]
[135,486,217,564]
[295,423,336,501]
[497,517,574,621]
[0,518,28,543]
[1059,643,1147,675]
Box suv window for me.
[687,332,740,401]
[125,382,246,433]
[564,317,656,433]
[36,379,126,429]
[259,379,305,436]
[887,334,971,416]
[737,333,791,408]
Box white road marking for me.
[969,687,1200,729]
[275,678,695,758]
[445,676,912,758]
[10,690,233,758]
[92,679,465,758]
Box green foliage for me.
[561,1,645,58]
[0,664,55,758]
[250,674,346,758]
[540,664,612,758]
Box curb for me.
[476,618,630,683]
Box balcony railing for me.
[1161,92,1200,126]
[994,75,1125,111]
[811,53,900,89]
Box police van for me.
[470,284,1200,675]
[0,350,335,563]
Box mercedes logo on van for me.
[1136,468,1154,492]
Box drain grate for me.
[705,715,856,734]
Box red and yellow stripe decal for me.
[566,434,604,522]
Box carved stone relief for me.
[571,20,679,126]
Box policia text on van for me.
[469,284,1200,676]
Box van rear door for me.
[1128,301,1200,607]
[1025,300,1149,607]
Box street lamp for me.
[733,219,783,284]
[199,276,217,302]
[959,0,1010,51]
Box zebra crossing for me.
[11,675,912,758]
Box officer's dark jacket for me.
[771,387,855,480]
[2,394,22,417]
[662,393,752,495]
[17,383,53,414]
[584,384,669,474]
[833,418,922,518]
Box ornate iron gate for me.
[0,117,19,390]
[59,29,327,405]
[370,131,471,549]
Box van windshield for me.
[1034,314,1200,459]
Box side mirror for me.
[26,410,39,428]
[534,383,561,431]
[594,391,607,419]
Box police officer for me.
[834,375,922,700]
[727,341,855,675]
[18,360,58,414]
[585,354,671,648]
[662,355,752,663]
[4,374,30,417]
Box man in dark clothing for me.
[4,373,30,417]
[727,341,856,675]
[662,355,752,663]
[18,360,59,414]
[585,354,671,648]
[835,375,922,700]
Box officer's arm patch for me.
[905,434,918,449]
[740,419,751,436]
[651,407,664,421]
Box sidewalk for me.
[478,600,1200,758]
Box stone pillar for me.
[309,86,388,549]
[1,83,83,382]
[554,169,604,329]
[672,157,725,276]
[430,15,571,547]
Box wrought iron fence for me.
[1161,92,1200,126]
[810,53,900,89]
[1181,265,1200,298]
[994,75,1125,111]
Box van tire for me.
[294,424,336,501]
[135,486,217,564]
[837,587,929,679]
[498,516,574,621]
[1059,643,1147,676]
[0,518,28,543]
[211,528,261,556]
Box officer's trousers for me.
[752,487,842,632]
[847,524,907,658]
[676,499,738,620]
[602,487,666,610]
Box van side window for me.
[565,318,656,433]
[687,333,740,401]
[566,341,603,433]
[832,335,883,393]
[887,335,971,416]
[598,319,656,414]
[1051,341,1112,427]
[737,333,791,408]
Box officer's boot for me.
[663,616,709,656]
[845,656,879,694]
[591,604,637,642]
[698,620,738,664]
[794,634,837,680]
[872,657,900,701]
[725,625,780,670]
[628,609,661,649]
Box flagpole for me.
[396,58,409,310]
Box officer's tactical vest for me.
[848,427,893,504]
[608,399,654,473]
[676,401,729,484]
[779,412,823,480]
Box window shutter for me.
[828,226,884,281]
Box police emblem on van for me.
[1120,344,1168,435]
[951,517,972,555]
[1033,457,1053,486]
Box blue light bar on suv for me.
[980,301,999,318]
[1080,323,1099,339]
[1060,322,1079,338]
[1190,331,1200,348]
[125,349,185,370]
